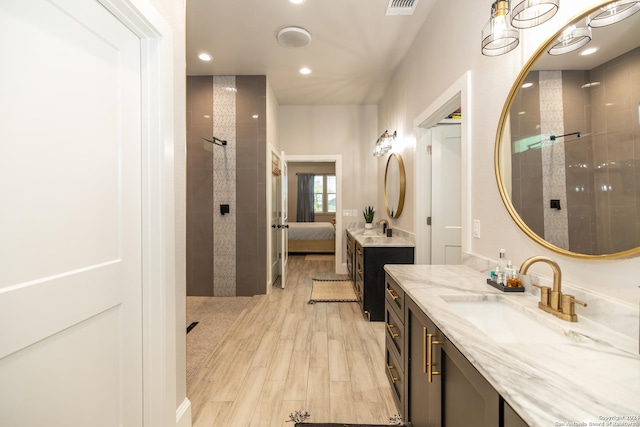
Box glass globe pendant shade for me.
[548,24,592,55]
[482,0,520,56]
[511,0,559,28]
[588,0,640,28]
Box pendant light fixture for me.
[481,0,562,56]
[548,23,592,55]
[481,1,520,56]
[588,0,640,28]
[510,0,559,28]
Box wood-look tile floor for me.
[188,254,400,426]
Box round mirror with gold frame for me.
[385,153,406,219]
[495,0,640,259]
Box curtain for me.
[296,173,315,222]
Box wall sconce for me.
[373,130,396,157]
[588,0,640,28]
[482,0,559,56]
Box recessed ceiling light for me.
[299,67,312,75]
[198,53,212,61]
[522,82,533,88]
[225,87,238,92]
[289,0,306,4]
[581,47,598,56]
[252,114,259,119]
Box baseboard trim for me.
[176,397,192,427]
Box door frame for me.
[413,71,472,265]
[97,0,186,425]
[284,154,344,275]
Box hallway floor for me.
[188,254,400,426]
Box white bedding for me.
[287,222,335,240]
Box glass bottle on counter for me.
[505,260,522,288]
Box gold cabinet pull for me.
[425,331,442,382]
[386,287,399,300]
[386,364,399,383]
[357,249,363,255]
[386,322,399,339]
[357,269,363,275]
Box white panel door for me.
[280,153,288,289]
[270,151,281,287]
[431,124,462,265]
[0,0,143,425]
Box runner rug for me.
[308,278,357,303]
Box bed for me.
[287,222,335,253]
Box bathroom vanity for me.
[346,227,414,321]
[384,264,640,427]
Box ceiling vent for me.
[386,0,419,15]
[276,26,312,48]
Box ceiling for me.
[186,0,437,105]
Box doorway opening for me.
[280,154,344,276]
[414,72,471,265]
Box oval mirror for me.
[385,153,406,219]
[496,0,640,258]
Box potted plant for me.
[363,206,375,228]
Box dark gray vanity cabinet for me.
[385,272,530,427]
[406,296,502,427]
[384,273,406,411]
[356,241,413,321]
[346,232,354,280]
[405,296,440,425]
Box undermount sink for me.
[444,296,571,344]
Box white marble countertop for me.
[384,264,640,427]
[347,227,415,248]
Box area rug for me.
[305,254,335,261]
[309,279,357,303]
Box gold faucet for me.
[377,219,389,234]
[519,256,587,322]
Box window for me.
[313,174,336,213]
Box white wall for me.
[267,78,279,151]
[378,0,640,304]
[279,105,378,264]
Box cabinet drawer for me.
[385,337,404,410]
[385,273,404,319]
[354,274,364,306]
[355,243,364,266]
[385,302,404,366]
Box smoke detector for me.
[277,26,312,48]
[386,0,419,15]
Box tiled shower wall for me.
[510,46,640,254]
[539,70,569,250]
[186,75,267,296]
[212,76,237,296]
